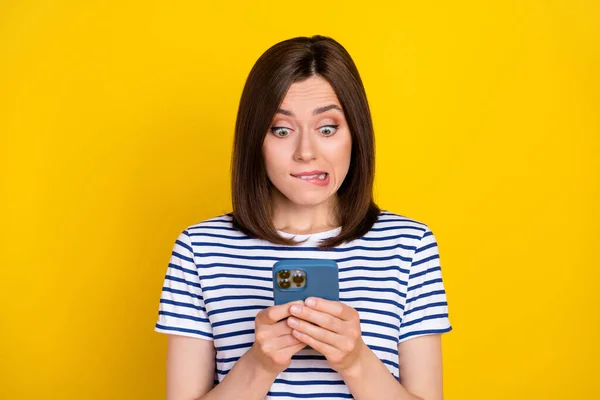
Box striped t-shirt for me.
[155,210,452,399]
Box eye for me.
[270,126,292,138]
[318,124,339,137]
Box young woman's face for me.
[262,75,352,207]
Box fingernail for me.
[305,298,316,307]
[288,317,298,327]
[290,305,302,314]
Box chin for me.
[270,179,337,207]
[282,193,333,207]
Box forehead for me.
[279,76,341,111]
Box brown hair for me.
[230,35,380,249]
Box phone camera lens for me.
[292,274,304,284]
[279,279,291,289]
[278,270,291,279]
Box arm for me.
[166,335,215,400]
[199,347,281,400]
[336,334,443,400]
[398,335,444,400]
[287,298,434,400]
[166,335,279,400]
[165,303,306,400]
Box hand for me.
[250,301,307,375]
[286,297,366,374]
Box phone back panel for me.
[273,259,339,305]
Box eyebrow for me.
[276,104,343,117]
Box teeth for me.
[298,173,327,180]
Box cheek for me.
[262,141,285,177]
[331,136,352,172]
[342,139,352,163]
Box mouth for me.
[291,172,328,181]
[290,171,330,186]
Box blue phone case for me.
[273,259,339,305]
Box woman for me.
[155,35,452,400]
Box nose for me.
[293,130,316,162]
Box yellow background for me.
[1,1,598,399]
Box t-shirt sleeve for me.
[398,226,452,343]
[154,229,213,341]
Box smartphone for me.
[273,259,339,306]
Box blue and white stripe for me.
[155,211,452,399]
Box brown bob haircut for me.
[231,35,380,249]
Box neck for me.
[271,190,340,235]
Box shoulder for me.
[371,209,430,238]
[179,213,251,251]
[185,212,235,233]
[353,210,435,257]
